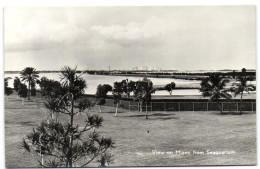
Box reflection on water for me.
[5,73,202,95]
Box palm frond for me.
[246,84,256,91]
[219,92,232,100]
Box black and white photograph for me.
[3,5,257,168]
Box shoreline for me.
[5,70,256,81]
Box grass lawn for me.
[5,94,256,167]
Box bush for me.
[18,83,28,98]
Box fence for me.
[105,99,256,112]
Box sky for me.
[4,6,256,71]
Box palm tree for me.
[60,66,87,96]
[200,73,232,114]
[231,73,256,115]
[20,67,39,100]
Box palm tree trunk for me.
[145,101,148,119]
[99,105,102,113]
[115,102,118,117]
[139,101,142,114]
[218,101,223,114]
[240,91,243,115]
[68,160,73,168]
[41,154,44,167]
[68,96,74,168]
[28,80,31,100]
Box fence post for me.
[193,102,194,112]
[178,102,181,112]
[129,101,130,110]
[151,102,153,111]
[252,102,254,112]
[207,102,209,111]
[164,102,166,111]
[222,102,223,112]
[237,102,239,112]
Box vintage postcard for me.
[4,6,256,167]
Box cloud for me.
[91,16,169,46]
[4,8,91,52]
[4,7,256,71]
[5,22,90,52]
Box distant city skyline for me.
[4,6,256,71]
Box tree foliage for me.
[112,82,124,116]
[133,78,156,119]
[37,77,62,97]
[13,76,21,93]
[18,83,28,98]
[231,69,256,114]
[77,98,96,113]
[125,80,136,98]
[22,66,114,167]
[20,67,39,100]
[31,81,37,97]
[200,73,232,113]
[95,84,112,113]
[112,82,123,103]
[165,82,176,95]
[4,77,13,96]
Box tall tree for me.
[13,77,21,94]
[13,77,22,99]
[165,82,176,95]
[22,66,114,167]
[133,78,156,119]
[20,67,39,100]
[112,82,123,117]
[200,73,232,114]
[231,69,256,114]
[121,80,128,96]
[95,84,112,113]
